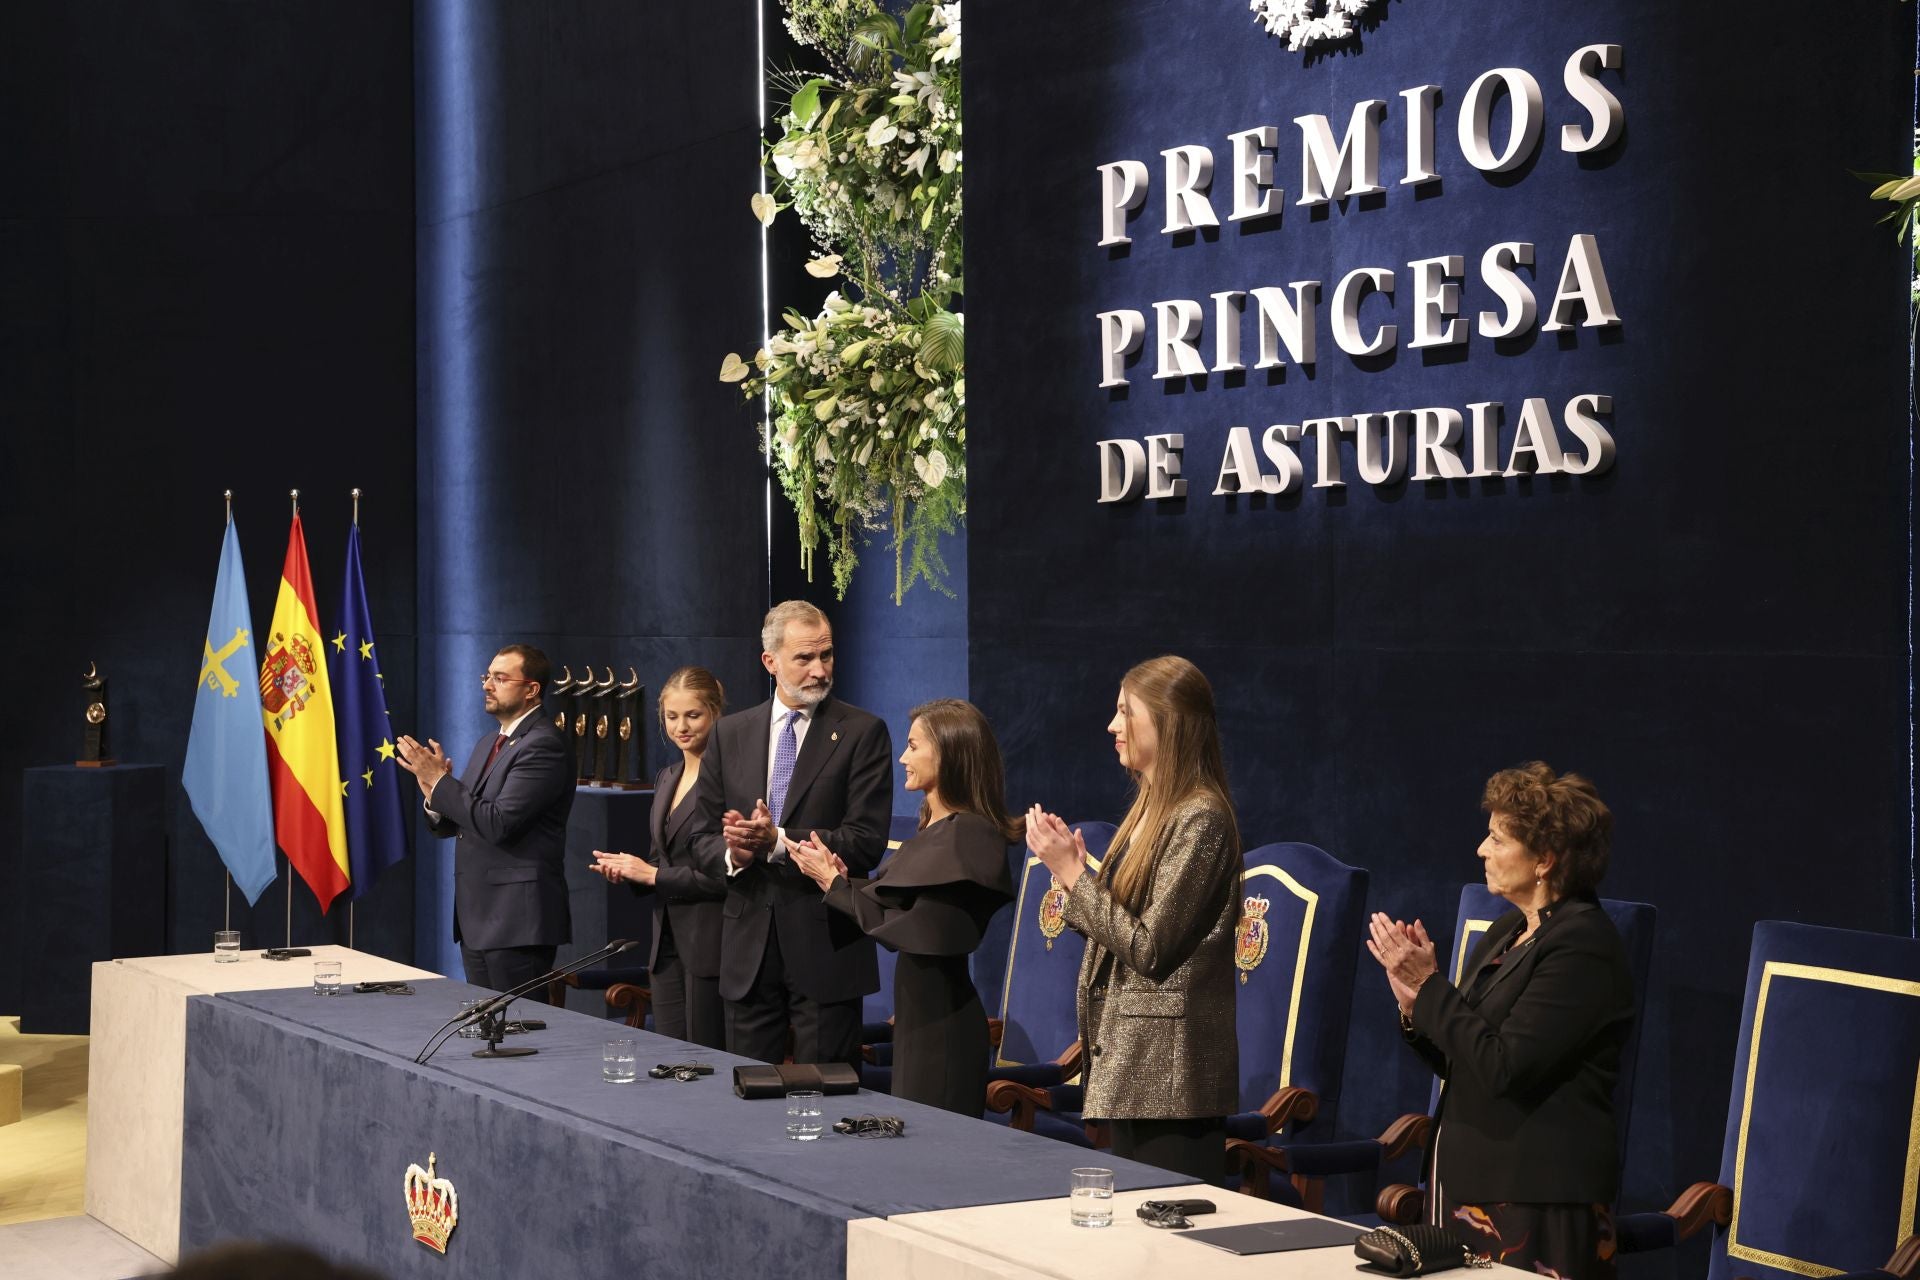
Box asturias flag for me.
[329,523,408,900]
[260,512,351,911]
[183,517,278,905]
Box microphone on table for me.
[413,938,642,1066]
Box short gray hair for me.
[761,600,830,656]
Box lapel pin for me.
[831,731,839,742]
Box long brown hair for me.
[1104,656,1239,911]
[909,698,1024,843]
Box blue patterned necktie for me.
[768,708,803,827]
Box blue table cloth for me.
[180,978,1182,1279]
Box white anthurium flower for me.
[719,352,751,383]
[754,348,770,370]
[870,372,886,392]
[804,254,842,278]
[867,116,898,148]
[750,192,780,225]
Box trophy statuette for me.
[78,661,116,767]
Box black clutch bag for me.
[731,1063,862,1099]
[1354,1224,1490,1276]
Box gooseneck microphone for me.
[413,938,642,1066]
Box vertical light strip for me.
[1909,15,1918,939]
[759,0,774,610]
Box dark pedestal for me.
[16,764,167,1033]
[557,786,654,1016]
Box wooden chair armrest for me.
[1883,1235,1920,1280]
[1660,1182,1732,1239]
[545,971,580,1008]
[1225,1138,1290,1199]
[1376,1182,1424,1224]
[604,981,652,1029]
[1254,1085,1320,1134]
[986,1017,1004,1049]
[984,1079,1052,1131]
[1054,1039,1084,1080]
[1376,1111,1432,1160]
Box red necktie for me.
[482,733,507,776]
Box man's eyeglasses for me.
[481,672,527,686]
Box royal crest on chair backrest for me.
[993,821,1114,1068]
[1236,842,1369,1127]
[1708,921,1920,1280]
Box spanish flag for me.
[260,513,350,911]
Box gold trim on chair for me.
[1728,961,1920,1277]
[1452,920,1493,985]
[995,851,1101,1069]
[1240,864,1318,1090]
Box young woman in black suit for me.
[1367,762,1635,1280]
[790,699,1016,1115]
[589,667,729,1050]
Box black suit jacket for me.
[1406,895,1634,1205]
[644,759,726,978]
[426,710,576,951]
[691,694,892,1003]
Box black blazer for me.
[426,710,576,951]
[1406,895,1634,1206]
[644,759,726,978]
[690,694,893,1004]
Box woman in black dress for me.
[1366,762,1634,1280]
[791,698,1016,1115]
[588,667,728,1050]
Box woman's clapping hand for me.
[1025,805,1089,890]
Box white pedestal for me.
[848,1183,1380,1280]
[84,945,437,1263]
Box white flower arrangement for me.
[723,1,965,602]
[1248,0,1378,51]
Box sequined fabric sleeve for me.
[1062,799,1237,982]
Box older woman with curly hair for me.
[1366,762,1634,1280]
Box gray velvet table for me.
[178,978,1184,1278]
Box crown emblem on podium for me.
[404,1152,459,1254]
[1235,894,1272,983]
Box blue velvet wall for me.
[0,1,418,996]
[413,2,772,977]
[966,0,1914,1243]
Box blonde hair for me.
[909,699,1024,843]
[657,666,726,735]
[761,600,830,656]
[1103,656,1240,912]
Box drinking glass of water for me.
[1070,1167,1114,1227]
[213,930,240,963]
[603,1039,638,1084]
[312,959,343,995]
[785,1089,824,1140]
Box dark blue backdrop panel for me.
[180,982,1184,1278]
[0,0,418,973]
[414,0,771,975]
[966,0,1913,1239]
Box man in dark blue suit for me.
[693,602,893,1067]
[397,644,575,1000]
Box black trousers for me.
[459,942,557,1004]
[724,927,862,1067]
[651,924,726,1050]
[1109,1116,1228,1185]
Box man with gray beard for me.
[692,601,893,1066]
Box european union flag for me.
[329,523,408,899]
[184,518,278,904]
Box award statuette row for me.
[551,666,646,789]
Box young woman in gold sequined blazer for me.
[1027,655,1242,1183]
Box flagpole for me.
[286,488,299,949]
[223,489,234,936]
[348,488,360,952]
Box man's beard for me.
[778,674,831,708]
